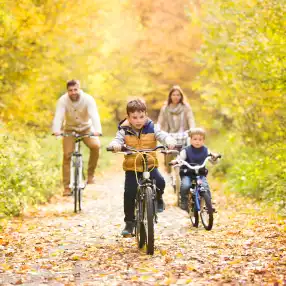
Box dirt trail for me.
[0,161,285,285]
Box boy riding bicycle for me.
[171,128,219,211]
[108,99,176,236]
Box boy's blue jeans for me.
[124,168,165,222]
[180,175,211,204]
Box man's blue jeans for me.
[180,175,211,204]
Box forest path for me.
[0,159,285,285]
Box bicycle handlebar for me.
[161,149,180,155]
[169,154,222,169]
[106,144,181,154]
[52,132,99,138]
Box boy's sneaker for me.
[157,197,165,213]
[121,221,134,237]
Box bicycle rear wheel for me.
[188,193,199,227]
[200,192,213,230]
[144,187,155,255]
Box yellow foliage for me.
[0,0,202,128]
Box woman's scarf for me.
[165,103,185,133]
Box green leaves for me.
[194,0,286,213]
[0,130,62,216]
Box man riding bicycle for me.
[52,80,102,196]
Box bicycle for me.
[170,154,221,230]
[54,132,96,213]
[107,144,177,255]
[166,131,189,206]
[168,150,181,206]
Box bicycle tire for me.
[74,166,78,213]
[200,192,213,231]
[135,199,146,248]
[175,167,181,207]
[144,187,155,255]
[78,155,85,212]
[188,193,199,227]
[78,188,82,212]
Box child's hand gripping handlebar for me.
[106,144,183,154]
[52,132,100,138]
[168,154,222,171]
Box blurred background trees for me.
[0,0,285,216]
[193,0,285,214]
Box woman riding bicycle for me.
[157,85,196,172]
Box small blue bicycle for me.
[171,154,221,230]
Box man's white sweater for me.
[52,91,102,134]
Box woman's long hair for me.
[167,85,185,105]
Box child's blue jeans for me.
[180,175,211,204]
[124,168,165,222]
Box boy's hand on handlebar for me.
[210,153,221,161]
[92,132,101,136]
[111,143,122,152]
[167,143,176,150]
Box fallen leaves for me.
[0,174,285,285]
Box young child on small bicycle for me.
[108,99,176,236]
[171,127,219,211]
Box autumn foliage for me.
[0,0,285,216]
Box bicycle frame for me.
[69,138,85,190]
[174,156,212,210]
[54,132,96,212]
[173,154,221,230]
[121,145,165,221]
[107,144,171,254]
[192,175,206,211]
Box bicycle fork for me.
[137,186,158,224]
[193,176,206,212]
[69,153,85,189]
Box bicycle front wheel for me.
[74,167,81,213]
[135,199,146,249]
[143,187,155,255]
[78,188,82,212]
[188,193,199,227]
[200,192,213,231]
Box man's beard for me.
[70,93,80,101]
